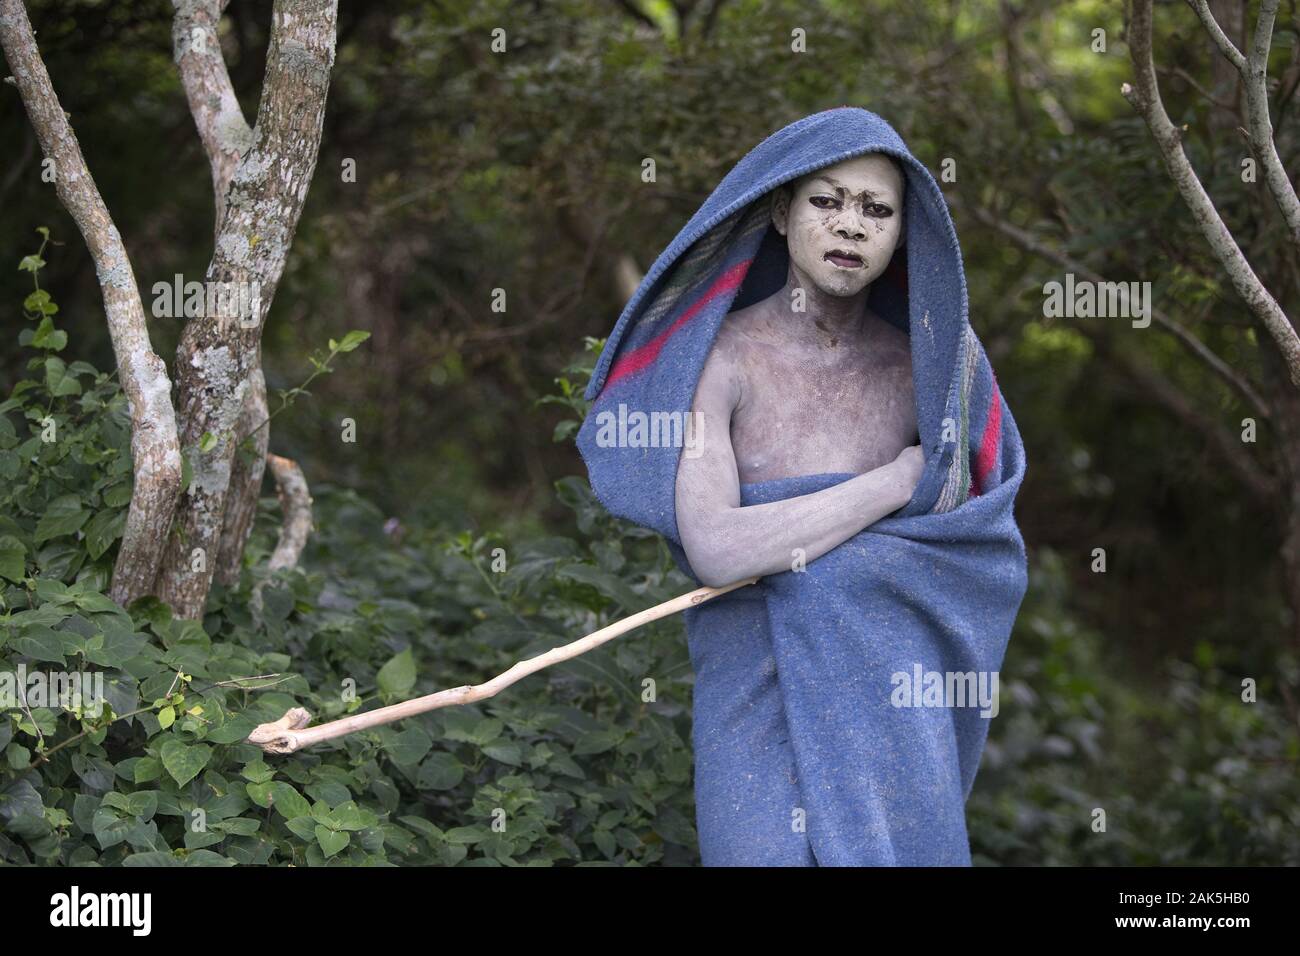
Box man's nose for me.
[834,219,866,242]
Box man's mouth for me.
[824,249,864,269]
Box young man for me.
[673,153,926,589]
[578,108,1028,866]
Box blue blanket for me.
[576,107,1028,865]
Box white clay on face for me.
[772,153,904,299]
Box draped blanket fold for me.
[576,108,1028,865]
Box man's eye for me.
[867,202,893,217]
[809,196,839,209]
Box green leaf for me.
[444,825,489,845]
[376,648,416,699]
[213,817,261,837]
[84,627,146,667]
[102,481,132,508]
[24,289,58,316]
[14,625,70,664]
[125,791,158,821]
[574,729,623,756]
[331,802,377,832]
[83,509,126,560]
[204,715,256,745]
[34,495,88,543]
[268,782,312,821]
[416,752,465,790]
[482,740,523,766]
[198,432,218,453]
[157,707,175,730]
[240,760,275,784]
[440,713,501,745]
[159,739,211,787]
[44,356,81,396]
[383,726,433,766]
[0,535,26,582]
[315,825,350,858]
[34,578,74,605]
[285,816,317,841]
[185,850,237,867]
[305,781,350,808]
[18,254,46,273]
[124,851,181,867]
[133,757,163,784]
[91,808,134,849]
[6,743,31,770]
[31,317,67,351]
[333,330,370,353]
[557,564,644,611]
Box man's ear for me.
[771,185,791,236]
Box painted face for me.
[772,153,904,298]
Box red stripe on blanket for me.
[604,259,753,389]
[972,379,1002,496]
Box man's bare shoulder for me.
[694,312,748,403]
[866,313,912,368]
[697,300,783,406]
[720,295,787,344]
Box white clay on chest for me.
[719,304,917,484]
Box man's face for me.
[772,153,904,298]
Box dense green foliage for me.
[2,258,706,864]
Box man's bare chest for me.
[727,345,918,482]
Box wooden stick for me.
[247,576,760,754]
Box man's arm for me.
[674,344,924,587]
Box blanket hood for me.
[578,107,999,557]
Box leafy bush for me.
[1,241,703,864]
[968,550,1300,866]
[3,237,1296,865]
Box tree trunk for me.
[0,0,183,607]
[214,363,269,585]
[154,0,338,618]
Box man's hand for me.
[888,444,926,509]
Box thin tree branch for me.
[952,195,1271,418]
[1103,340,1277,502]
[1191,1,1300,244]
[1243,0,1300,245]
[171,0,252,234]
[1187,0,1246,70]
[266,453,312,571]
[1123,0,1300,387]
[248,576,760,754]
[1160,64,1239,111]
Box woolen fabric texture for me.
[576,107,1028,865]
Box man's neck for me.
[768,267,872,347]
